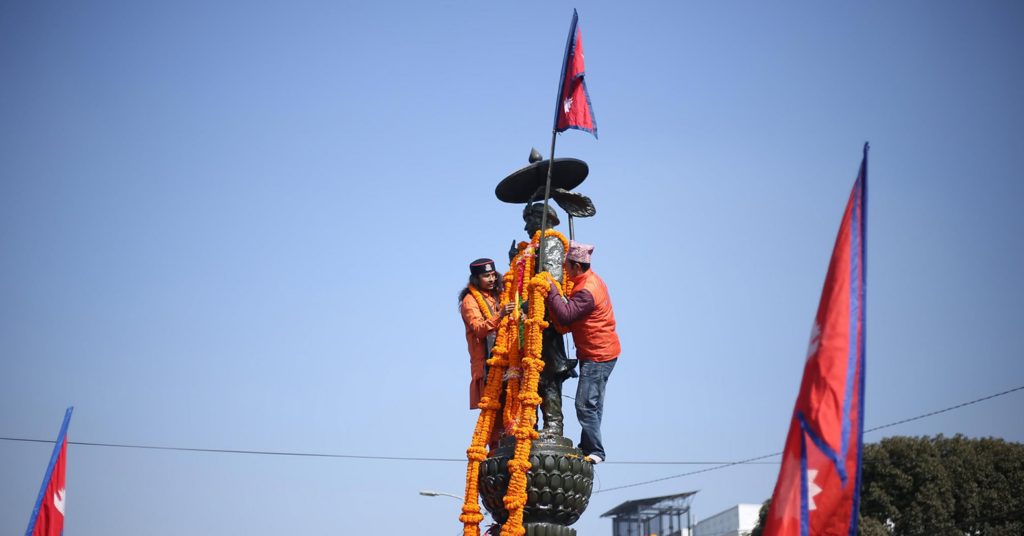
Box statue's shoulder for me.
[544,236,566,262]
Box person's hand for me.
[508,240,518,263]
[500,302,516,317]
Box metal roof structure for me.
[601,491,697,536]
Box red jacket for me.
[547,270,620,362]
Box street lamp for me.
[419,490,463,500]
[420,490,492,527]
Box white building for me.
[693,504,761,536]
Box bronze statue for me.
[517,202,577,437]
[475,149,599,536]
[494,149,599,438]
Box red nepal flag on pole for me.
[25,407,73,536]
[763,144,868,536]
[554,9,597,138]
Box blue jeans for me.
[576,358,616,460]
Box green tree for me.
[749,435,1024,535]
[749,498,769,536]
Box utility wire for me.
[862,385,1023,434]
[1,385,1020,470]
[592,384,1024,493]
[0,436,771,465]
[593,452,783,494]
[0,437,465,462]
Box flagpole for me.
[25,407,73,536]
[537,128,558,271]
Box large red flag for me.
[553,9,597,138]
[25,407,73,536]
[763,145,868,536]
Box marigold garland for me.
[543,273,574,335]
[460,314,510,536]
[529,228,569,252]
[503,317,522,433]
[460,230,573,536]
[468,284,494,320]
[501,274,552,536]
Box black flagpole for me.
[538,9,580,271]
[536,128,558,271]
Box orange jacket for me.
[566,270,621,362]
[461,292,501,409]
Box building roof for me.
[600,491,699,518]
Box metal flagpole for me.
[539,8,580,270]
[536,128,558,271]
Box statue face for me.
[523,210,545,238]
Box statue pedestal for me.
[479,436,594,536]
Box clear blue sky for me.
[2,1,1023,534]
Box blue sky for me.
[2,1,1022,534]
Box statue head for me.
[523,203,560,238]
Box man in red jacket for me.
[544,241,620,464]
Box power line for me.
[863,385,1024,433]
[604,460,777,465]
[592,384,1024,493]
[0,436,773,465]
[0,437,465,462]
[594,452,783,494]
[1,385,1020,471]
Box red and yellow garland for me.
[460,229,572,536]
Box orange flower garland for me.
[530,228,569,253]
[527,230,573,335]
[501,274,552,536]
[468,284,494,320]
[502,243,531,434]
[460,230,574,536]
[503,317,522,433]
[460,313,510,536]
[543,273,574,335]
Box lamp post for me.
[420,491,492,527]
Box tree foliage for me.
[749,435,1024,535]
[750,499,769,536]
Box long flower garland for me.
[530,230,573,335]
[501,273,551,536]
[546,273,573,335]
[503,315,522,434]
[468,284,494,320]
[460,230,572,536]
[460,314,510,536]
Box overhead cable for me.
[1,385,1020,472]
[592,384,1024,493]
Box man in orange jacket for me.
[544,241,620,464]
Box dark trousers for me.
[576,358,616,460]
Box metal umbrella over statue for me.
[496,147,597,245]
[459,10,603,536]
